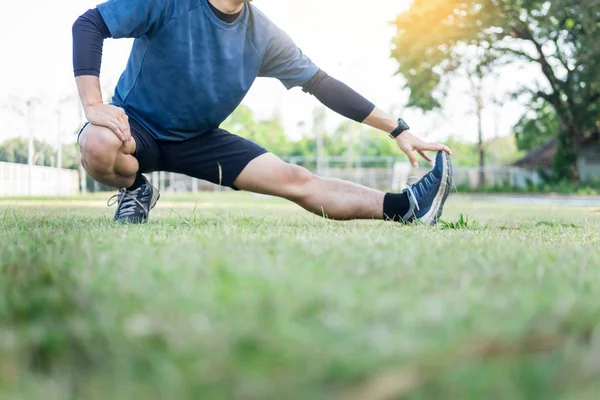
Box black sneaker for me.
[401,151,453,225]
[107,176,160,223]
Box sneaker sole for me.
[143,185,161,223]
[150,185,160,211]
[419,152,452,225]
[435,155,453,222]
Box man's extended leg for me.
[234,152,453,224]
[154,128,451,225]
[235,153,387,220]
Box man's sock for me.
[127,174,146,191]
[383,192,410,222]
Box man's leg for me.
[157,128,448,224]
[79,122,160,223]
[234,153,387,220]
[79,124,139,189]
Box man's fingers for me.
[114,113,130,143]
[406,151,419,169]
[118,114,132,143]
[439,144,452,155]
[422,142,452,155]
[418,150,432,163]
[109,121,125,142]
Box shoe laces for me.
[107,187,149,218]
[404,176,421,211]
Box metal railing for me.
[1,157,541,196]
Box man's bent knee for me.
[79,125,123,175]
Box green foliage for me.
[0,138,80,170]
[486,134,526,165]
[553,132,579,180]
[221,105,292,155]
[443,138,481,166]
[60,143,82,171]
[439,213,474,229]
[444,135,523,166]
[514,101,559,151]
[392,0,600,179]
[222,105,404,158]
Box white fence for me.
[287,157,540,190]
[0,157,537,196]
[412,166,542,189]
[0,157,540,197]
[0,162,80,196]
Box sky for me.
[0,0,540,147]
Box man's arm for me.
[72,8,131,143]
[302,71,451,167]
[72,1,175,143]
[75,75,131,144]
[301,70,375,122]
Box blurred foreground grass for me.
[1,193,599,399]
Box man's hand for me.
[396,131,452,168]
[84,103,132,144]
[361,107,451,168]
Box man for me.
[72,0,453,224]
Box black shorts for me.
[79,117,268,190]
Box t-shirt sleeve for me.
[96,0,176,38]
[259,28,319,90]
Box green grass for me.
[1,193,600,400]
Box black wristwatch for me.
[389,118,410,139]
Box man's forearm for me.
[303,71,401,135]
[362,107,399,134]
[76,76,104,110]
[302,70,375,123]
[75,75,132,144]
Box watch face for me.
[397,119,409,133]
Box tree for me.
[0,138,53,166]
[0,138,80,170]
[467,63,487,187]
[514,101,559,151]
[61,143,82,170]
[392,0,600,179]
[442,135,524,166]
[221,104,292,155]
[312,107,327,173]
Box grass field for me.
[1,193,600,399]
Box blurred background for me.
[0,0,598,197]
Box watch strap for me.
[389,118,410,139]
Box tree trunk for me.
[553,124,580,181]
[477,96,485,189]
[468,67,486,189]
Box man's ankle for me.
[383,192,410,222]
[127,174,146,191]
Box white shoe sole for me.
[149,185,160,211]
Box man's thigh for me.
[233,152,310,197]
[158,128,268,189]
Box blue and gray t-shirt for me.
[96,0,319,141]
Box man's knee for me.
[281,164,317,200]
[79,125,122,175]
